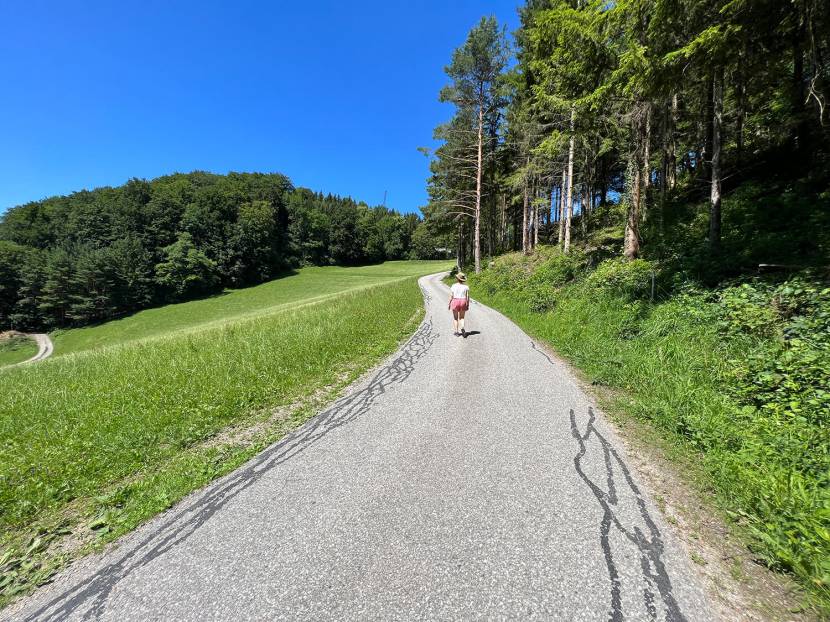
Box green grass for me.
[0,335,37,367]
[468,248,829,613]
[51,260,450,355]
[0,260,450,607]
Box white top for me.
[450,283,469,299]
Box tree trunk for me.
[558,168,567,246]
[667,94,678,190]
[457,220,464,269]
[534,188,540,247]
[580,187,588,236]
[563,108,576,254]
[735,69,745,164]
[793,24,807,157]
[704,73,714,180]
[474,102,483,273]
[709,67,724,253]
[642,103,651,193]
[625,165,641,259]
[547,185,554,225]
[522,172,529,254]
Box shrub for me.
[586,258,655,300]
[528,251,586,288]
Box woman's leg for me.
[458,308,466,334]
[452,310,459,334]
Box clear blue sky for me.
[0,1,520,215]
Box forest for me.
[421,0,829,608]
[0,172,434,331]
[423,0,829,274]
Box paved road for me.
[27,334,54,363]
[4,274,713,621]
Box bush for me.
[527,251,586,288]
[586,258,655,300]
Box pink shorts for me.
[450,298,468,312]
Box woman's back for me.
[450,282,469,299]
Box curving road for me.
[4,273,713,621]
[27,334,54,363]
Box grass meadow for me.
[50,260,449,355]
[0,336,37,367]
[0,260,449,606]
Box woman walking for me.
[448,272,470,336]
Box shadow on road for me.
[569,407,686,622]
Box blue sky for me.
[0,1,520,215]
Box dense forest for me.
[423,1,829,274]
[0,172,434,331]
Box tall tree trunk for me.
[793,23,807,157]
[735,68,745,164]
[709,67,724,253]
[474,102,483,273]
[547,185,554,225]
[563,109,576,254]
[625,165,641,259]
[534,188,540,247]
[500,193,507,251]
[580,187,588,237]
[642,103,651,199]
[457,220,464,269]
[624,108,644,260]
[558,168,567,246]
[522,173,529,254]
[667,94,678,190]
[704,73,714,180]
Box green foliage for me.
[469,248,830,609]
[586,258,655,300]
[154,233,221,301]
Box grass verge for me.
[0,274,429,608]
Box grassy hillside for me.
[0,335,37,367]
[51,260,449,355]
[0,260,449,607]
[466,244,829,611]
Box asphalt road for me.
[5,273,713,621]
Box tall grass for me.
[0,273,431,605]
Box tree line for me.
[0,171,432,331]
[424,0,829,272]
